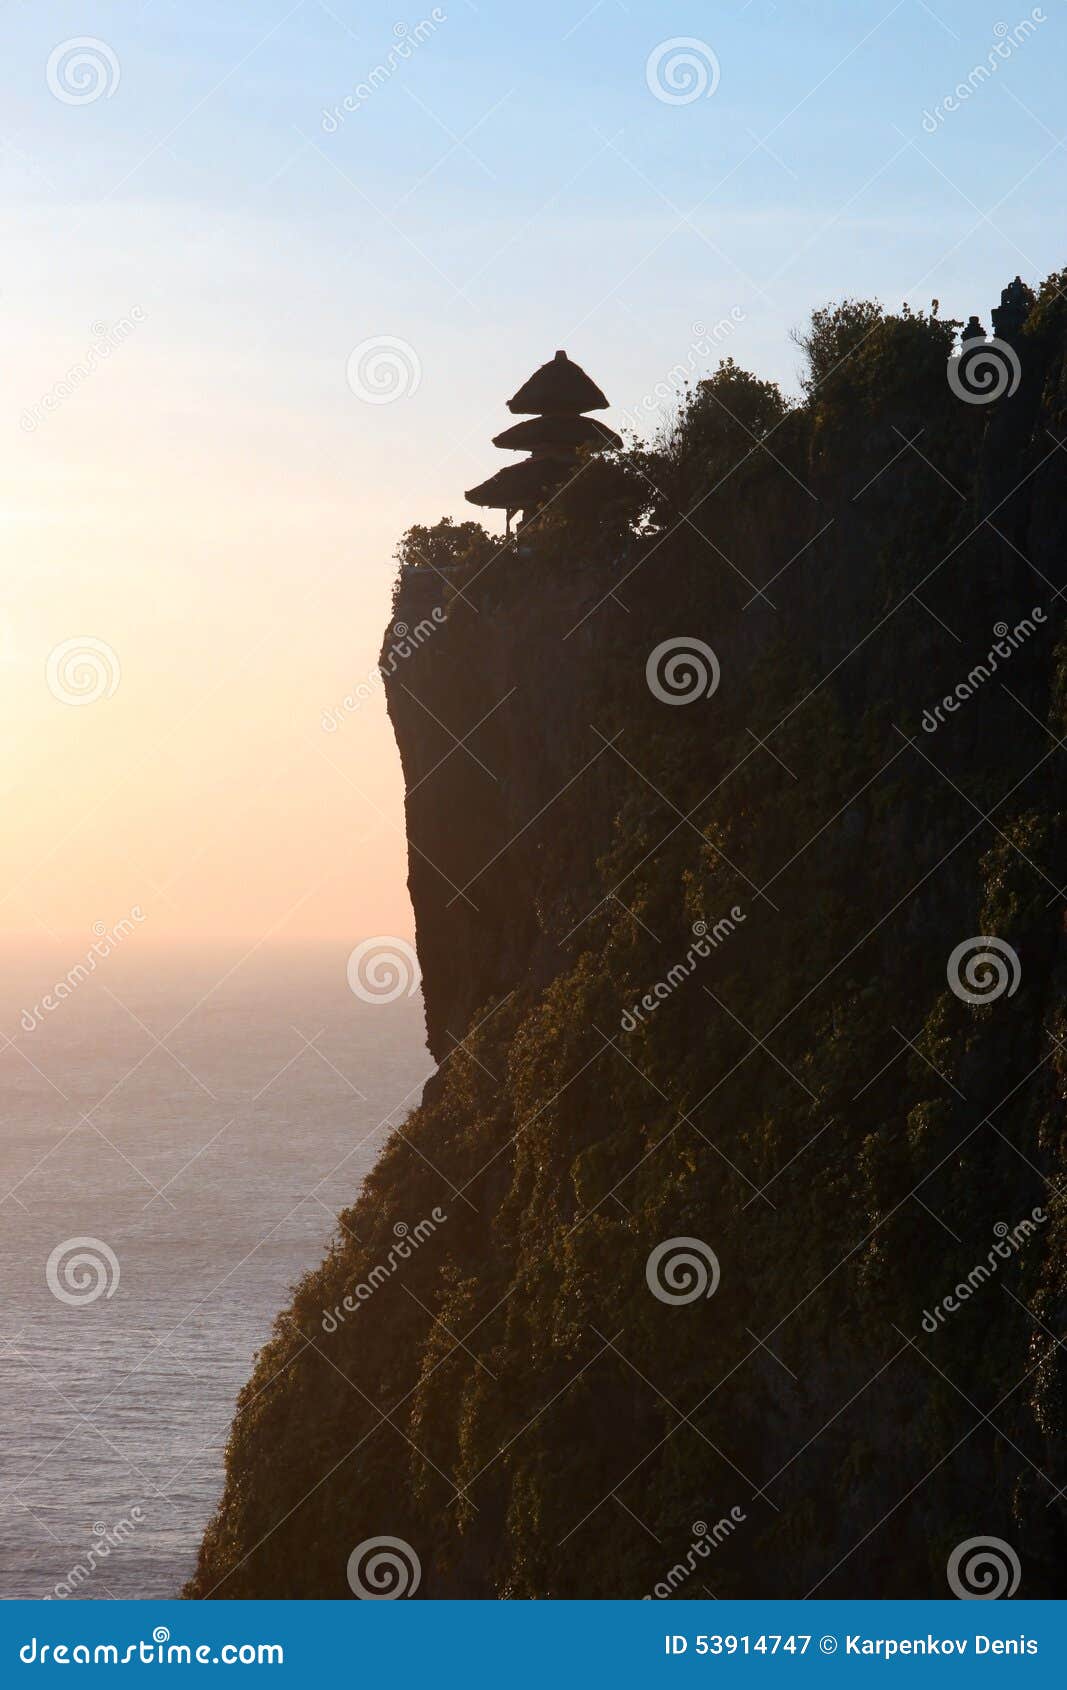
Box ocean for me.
[0,944,434,1600]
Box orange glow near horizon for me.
[1,345,440,947]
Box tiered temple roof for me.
[505,352,608,415]
[492,414,621,451]
[466,350,618,530]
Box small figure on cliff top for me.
[465,350,621,536]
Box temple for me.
[465,350,621,534]
[956,277,1036,356]
[991,275,1033,341]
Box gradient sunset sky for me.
[4,0,1063,945]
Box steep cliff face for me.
[190,286,1067,1599]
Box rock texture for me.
[189,288,1067,1599]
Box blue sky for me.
[3,0,1066,941]
[7,2,1066,418]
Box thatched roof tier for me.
[492,414,622,452]
[464,458,567,510]
[506,350,608,415]
[465,348,612,526]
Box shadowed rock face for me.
[189,290,1067,1600]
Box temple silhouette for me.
[960,276,1034,346]
[466,350,621,534]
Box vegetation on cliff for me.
[189,281,1067,1599]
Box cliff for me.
[189,281,1067,1599]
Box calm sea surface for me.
[0,944,433,1600]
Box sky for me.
[2,0,1064,947]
